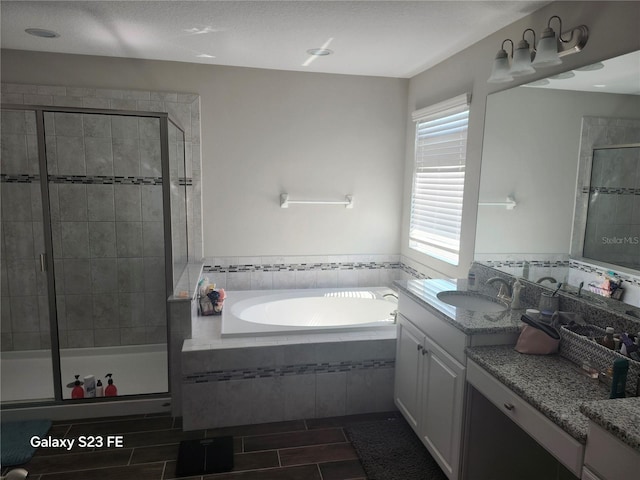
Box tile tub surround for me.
[181,336,396,430]
[580,397,640,451]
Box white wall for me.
[402,1,640,279]
[1,52,408,258]
[477,88,640,255]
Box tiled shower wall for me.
[1,83,202,351]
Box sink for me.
[436,291,508,313]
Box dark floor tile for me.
[52,413,145,426]
[67,416,175,436]
[279,443,358,466]
[24,448,133,475]
[202,464,322,480]
[318,459,366,480]
[243,428,346,452]
[206,420,306,438]
[306,410,400,429]
[105,427,206,448]
[233,451,280,471]
[130,444,180,464]
[39,462,165,480]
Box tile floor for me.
[3,411,403,479]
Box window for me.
[409,93,470,265]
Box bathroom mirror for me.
[475,50,640,307]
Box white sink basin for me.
[436,291,508,313]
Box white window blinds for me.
[409,93,470,265]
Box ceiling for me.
[0,0,549,78]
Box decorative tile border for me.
[202,261,403,274]
[582,186,640,195]
[48,174,165,185]
[480,259,571,269]
[184,358,395,384]
[570,260,640,288]
[1,174,40,183]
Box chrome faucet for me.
[486,277,512,301]
[536,276,557,284]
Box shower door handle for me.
[40,253,47,272]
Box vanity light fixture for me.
[488,15,589,84]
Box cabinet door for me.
[420,336,466,480]
[394,314,424,431]
[581,467,602,480]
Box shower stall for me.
[1,104,189,406]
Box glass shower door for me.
[43,111,169,399]
[1,109,55,403]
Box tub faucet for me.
[536,276,557,284]
[486,277,512,302]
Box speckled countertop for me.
[580,397,640,451]
[395,278,523,335]
[467,345,640,451]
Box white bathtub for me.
[221,287,398,337]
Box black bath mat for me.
[345,418,447,480]
[175,436,234,477]
[1,419,52,467]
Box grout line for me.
[127,447,134,466]
[316,462,324,480]
[277,448,282,467]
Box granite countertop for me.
[580,397,640,451]
[467,345,640,451]
[395,278,523,335]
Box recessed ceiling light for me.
[25,28,60,38]
[593,84,607,88]
[196,54,215,58]
[307,48,333,56]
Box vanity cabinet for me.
[395,295,467,480]
[581,421,639,479]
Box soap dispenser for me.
[71,375,84,399]
[104,373,118,397]
[511,278,524,309]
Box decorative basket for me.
[560,325,639,396]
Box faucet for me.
[536,276,557,284]
[486,277,512,301]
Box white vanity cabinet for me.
[394,293,467,480]
[581,421,640,479]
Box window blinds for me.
[409,94,470,265]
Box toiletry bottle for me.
[84,375,96,398]
[96,379,104,397]
[511,278,523,309]
[105,373,118,397]
[71,375,84,399]
[610,357,629,399]
[602,327,615,350]
[467,263,477,291]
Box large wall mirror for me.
[475,50,640,309]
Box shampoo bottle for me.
[96,379,104,397]
[105,373,118,397]
[467,263,477,291]
[71,375,84,399]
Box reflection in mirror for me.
[475,50,640,308]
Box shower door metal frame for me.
[1,103,185,407]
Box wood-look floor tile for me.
[202,464,322,480]
[162,460,202,480]
[23,448,133,475]
[278,443,358,466]
[233,450,280,471]
[67,416,175,436]
[108,428,206,448]
[318,459,366,480]
[243,428,346,452]
[130,444,180,464]
[39,462,165,480]
[306,410,400,429]
[206,420,306,439]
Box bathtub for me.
[221,287,398,337]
